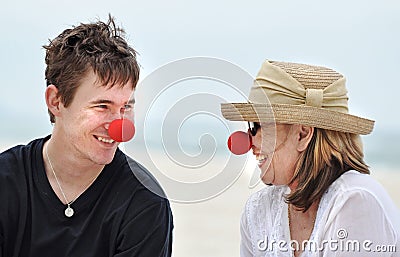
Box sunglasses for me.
[248,122,261,136]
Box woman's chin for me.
[260,170,274,185]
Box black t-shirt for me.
[0,136,173,257]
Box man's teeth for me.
[97,136,114,143]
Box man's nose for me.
[105,111,124,130]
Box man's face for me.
[55,70,135,166]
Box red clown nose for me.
[227,131,252,155]
[108,119,135,142]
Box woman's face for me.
[250,123,303,185]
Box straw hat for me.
[221,60,374,135]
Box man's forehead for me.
[85,68,134,90]
[75,78,135,104]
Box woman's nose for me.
[227,131,252,155]
[250,132,260,149]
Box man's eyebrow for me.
[127,99,135,105]
[89,99,114,105]
[89,99,135,105]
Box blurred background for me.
[1,1,399,256]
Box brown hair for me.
[287,128,370,212]
[43,14,140,123]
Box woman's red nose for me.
[227,131,252,155]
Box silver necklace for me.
[45,142,100,217]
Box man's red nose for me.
[108,119,135,142]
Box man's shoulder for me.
[113,150,169,203]
[0,137,45,178]
[111,152,172,224]
[0,137,44,159]
[0,143,29,174]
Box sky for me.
[0,0,399,168]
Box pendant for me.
[65,205,74,217]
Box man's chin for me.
[93,152,117,166]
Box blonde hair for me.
[287,128,369,212]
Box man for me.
[0,15,173,256]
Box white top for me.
[240,171,400,257]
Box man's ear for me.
[296,125,314,152]
[45,85,62,119]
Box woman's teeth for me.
[256,154,267,165]
[97,136,114,144]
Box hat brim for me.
[221,103,374,135]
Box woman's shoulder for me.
[317,171,400,237]
[328,170,391,197]
[321,170,400,229]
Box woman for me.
[221,60,400,256]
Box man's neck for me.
[42,137,104,195]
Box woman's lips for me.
[256,154,268,168]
